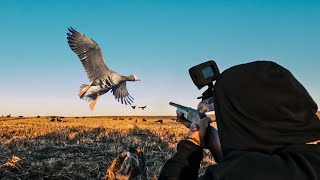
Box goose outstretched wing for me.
[112,82,134,105]
[67,27,110,82]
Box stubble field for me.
[0,116,216,179]
[2,112,319,179]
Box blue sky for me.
[0,0,319,116]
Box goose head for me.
[127,75,141,81]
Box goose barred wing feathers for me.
[112,82,134,105]
[67,27,110,82]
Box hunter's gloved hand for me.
[177,112,223,162]
[177,112,214,147]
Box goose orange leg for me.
[89,95,100,111]
[78,85,92,97]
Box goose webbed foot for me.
[89,95,100,111]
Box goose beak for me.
[134,75,141,81]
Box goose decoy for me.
[156,119,163,124]
[105,147,146,180]
[67,27,141,110]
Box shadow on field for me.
[0,125,176,179]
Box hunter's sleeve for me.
[158,140,204,180]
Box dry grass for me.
[0,116,215,179]
[2,112,319,179]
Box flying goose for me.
[67,27,140,110]
[138,106,146,110]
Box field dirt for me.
[0,116,216,179]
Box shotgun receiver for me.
[169,102,207,128]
